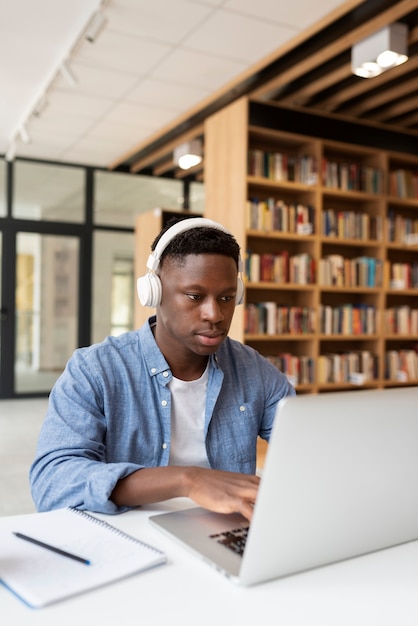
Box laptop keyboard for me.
[209,526,249,556]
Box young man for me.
[30,218,294,520]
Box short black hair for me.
[151,217,241,268]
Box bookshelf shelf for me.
[385,334,418,340]
[246,282,316,291]
[247,176,317,193]
[318,334,380,341]
[317,381,380,392]
[247,230,316,242]
[383,379,418,388]
[320,237,382,248]
[387,288,418,295]
[245,333,316,341]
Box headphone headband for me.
[146,217,232,271]
[137,216,245,307]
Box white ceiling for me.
[0,0,349,168]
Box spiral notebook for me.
[0,507,166,608]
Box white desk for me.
[3,498,418,626]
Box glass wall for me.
[0,157,202,397]
[15,233,79,393]
[13,161,85,222]
[92,170,187,343]
[94,170,184,228]
[110,256,134,337]
[189,181,205,214]
[92,230,135,344]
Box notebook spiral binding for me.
[68,507,163,554]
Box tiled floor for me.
[0,398,48,517]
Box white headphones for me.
[137,217,245,307]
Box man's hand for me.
[111,466,260,521]
[184,467,259,521]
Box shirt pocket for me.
[211,402,259,468]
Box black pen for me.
[13,532,91,565]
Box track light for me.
[85,10,107,43]
[5,140,17,162]
[352,22,408,78]
[19,125,30,144]
[6,5,108,156]
[60,61,78,87]
[174,139,203,170]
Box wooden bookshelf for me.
[203,97,418,394]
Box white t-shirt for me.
[168,364,210,468]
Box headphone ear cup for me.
[137,273,162,307]
[235,276,245,305]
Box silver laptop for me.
[149,386,418,586]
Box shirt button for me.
[161,400,167,407]
[163,371,169,378]
[239,405,245,412]
[162,443,167,449]
[151,368,157,374]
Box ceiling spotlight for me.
[174,139,203,170]
[19,125,30,144]
[60,61,78,87]
[85,10,107,43]
[5,140,17,162]
[352,22,408,78]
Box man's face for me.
[156,253,238,357]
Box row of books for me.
[318,255,383,288]
[265,354,314,386]
[245,303,316,335]
[322,209,383,241]
[244,303,418,337]
[245,303,418,336]
[385,349,418,381]
[246,251,315,285]
[386,211,418,244]
[246,255,418,289]
[246,202,418,245]
[319,303,377,335]
[247,150,416,199]
[248,149,318,184]
[263,349,417,384]
[389,169,418,199]
[389,262,418,289]
[322,160,384,194]
[384,306,418,335]
[246,198,314,234]
[317,350,378,384]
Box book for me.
[0,507,167,608]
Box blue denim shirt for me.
[30,316,295,514]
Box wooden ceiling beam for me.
[152,158,176,177]
[338,59,418,116]
[392,110,418,128]
[278,63,352,106]
[371,94,418,122]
